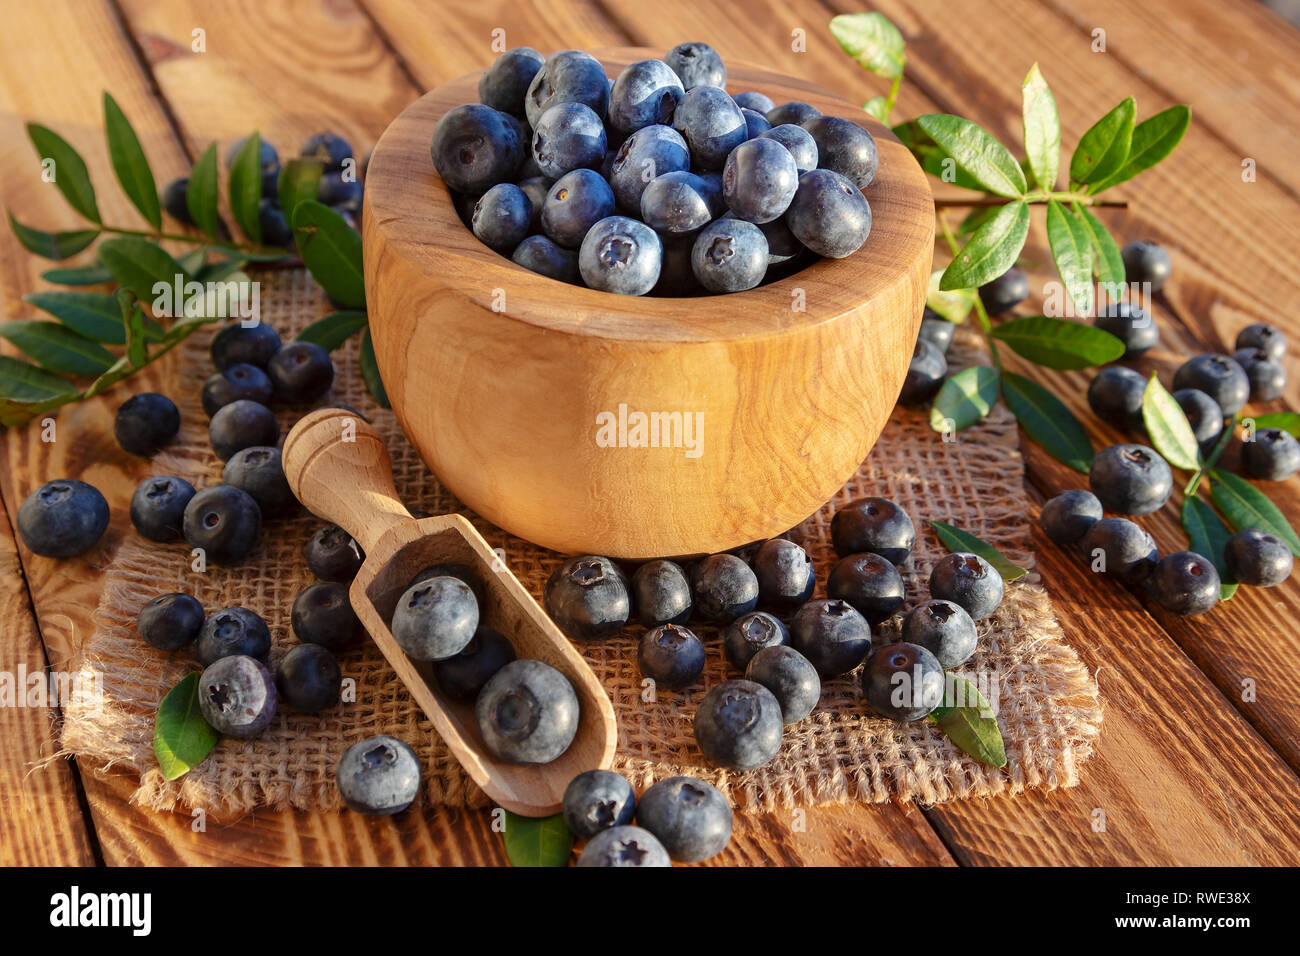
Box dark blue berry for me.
[1224,528,1293,587]
[197,606,271,666]
[1172,354,1250,417]
[831,496,914,564]
[929,552,1004,621]
[691,553,759,622]
[752,538,815,611]
[391,576,479,661]
[790,598,872,676]
[200,655,277,737]
[317,171,363,212]
[208,399,279,460]
[531,102,607,179]
[1148,551,1220,616]
[541,168,615,248]
[828,552,904,623]
[577,826,670,867]
[130,475,196,542]
[672,85,746,170]
[431,104,527,195]
[758,123,818,174]
[115,392,179,456]
[17,480,109,558]
[862,642,945,721]
[1089,443,1173,515]
[723,611,789,670]
[222,445,294,518]
[162,177,192,224]
[544,554,630,640]
[516,175,550,231]
[1082,517,1158,583]
[766,102,821,127]
[136,592,204,651]
[409,562,487,605]
[640,170,720,235]
[478,47,545,118]
[1039,489,1102,545]
[512,234,579,282]
[1095,302,1158,358]
[1087,365,1146,427]
[901,599,978,668]
[226,136,281,195]
[636,775,732,862]
[631,559,692,626]
[744,645,820,724]
[918,308,955,354]
[1242,427,1300,481]
[563,769,637,839]
[741,108,771,139]
[258,199,293,246]
[691,217,768,293]
[978,266,1029,314]
[722,136,799,223]
[1173,388,1225,454]
[210,321,282,370]
[607,124,690,213]
[609,59,683,135]
[899,338,948,405]
[202,363,274,417]
[304,525,363,582]
[471,182,532,253]
[267,341,334,404]
[300,131,354,172]
[292,581,363,650]
[663,42,726,90]
[475,658,580,764]
[733,91,775,114]
[336,735,421,815]
[1121,240,1172,293]
[650,236,701,295]
[637,622,706,690]
[524,49,609,128]
[432,627,515,702]
[805,115,878,189]
[785,168,871,258]
[275,643,341,714]
[694,679,783,771]
[1235,322,1286,364]
[1233,347,1287,403]
[183,485,262,565]
[579,215,662,295]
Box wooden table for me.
[3,0,1299,867]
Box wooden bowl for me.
[363,48,934,560]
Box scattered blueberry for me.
[672,85,746,170]
[691,553,759,622]
[162,177,192,224]
[258,199,293,246]
[208,399,279,460]
[199,654,277,737]
[1235,322,1286,364]
[226,135,281,195]
[631,559,693,626]
[607,124,690,213]
[579,215,662,295]
[197,606,271,666]
[577,825,670,867]
[722,136,798,222]
[641,170,721,236]
[316,170,364,213]
[182,484,262,565]
[542,168,617,249]
[609,59,683,135]
[410,562,487,606]
[790,598,872,676]
[17,480,110,558]
[210,321,282,371]
[222,446,294,518]
[1082,517,1158,583]
[1089,443,1173,515]
[478,47,545,118]
[901,599,978,668]
[978,266,1028,315]
[1039,489,1103,545]
[267,341,334,404]
[1173,388,1225,454]
[276,642,342,712]
[899,338,948,405]
[929,552,1004,621]
[471,182,532,253]
[336,735,421,815]
[758,124,818,174]
[531,102,608,179]
[292,581,363,651]
[733,91,775,114]
[723,611,789,670]
[304,524,364,582]
[431,104,527,195]
[1242,427,1300,481]
[744,645,820,724]
[637,775,732,862]
[391,576,479,661]
[115,392,180,457]
[1095,302,1159,358]
[300,131,353,172]
[202,363,275,417]
[1087,365,1147,428]
[475,658,580,764]
[663,41,726,90]
[1233,347,1287,403]
[524,49,610,128]
[1121,240,1172,293]
[130,475,196,542]
[785,168,871,258]
[136,592,204,652]
[766,102,821,127]
[432,627,516,702]
[918,308,955,355]
[563,769,637,840]
[861,642,945,721]
[831,496,915,565]
[638,622,707,690]
[804,115,877,189]
[693,679,784,771]
[1172,354,1250,417]
[690,217,768,292]
[1224,528,1293,587]
[544,554,630,640]
[752,538,815,611]
[827,552,904,623]
[1148,551,1220,616]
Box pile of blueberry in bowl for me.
[431,43,878,296]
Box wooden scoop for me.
[282,407,618,817]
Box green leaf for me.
[178,247,208,275]
[928,519,1029,581]
[1069,97,1135,187]
[97,236,192,305]
[1209,469,1300,556]
[119,290,147,369]
[891,120,987,192]
[199,257,249,282]
[1142,374,1200,471]
[917,115,1027,197]
[929,675,1007,768]
[1021,63,1060,192]
[1000,371,1094,473]
[990,315,1123,369]
[40,263,112,286]
[204,243,291,263]
[501,812,573,867]
[27,124,100,223]
[0,355,79,404]
[293,200,365,309]
[1072,203,1126,299]
[1091,105,1191,193]
[103,92,161,230]
[154,672,220,781]
[1247,412,1300,438]
[956,205,1000,237]
[862,96,890,123]
[940,201,1029,292]
[1045,199,1094,316]
[929,365,999,433]
[829,12,906,79]
[925,268,975,324]
[8,210,99,261]
[279,158,324,219]
[228,131,264,244]
[360,327,389,408]
[23,291,124,343]
[187,143,220,239]
[298,311,367,351]
[1181,496,1237,600]
[0,320,115,376]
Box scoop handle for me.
[282,408,412,555]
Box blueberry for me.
[276,642,342,713]
[431,104,527,195]
[723,611,789,670]
[631,559,692,626]
[304,525,364,582]
[733,91,775,114]
[577,825,671,867]
[1082,517,1159,583]
[1173,388,1225,454]
[267,341,334,404]
[432,627,515,702]
[530,102,607,180]
[766,102,822,127]
[544,554,630,640]
[827,552,905,623]
[317,171,363,212]
[1095,302,1159,358]
[690,217,768,293]
[1149,551,1220,616]
[1242,427,1300,481]
[752,538,815,611]
[210,321,282,370]
[1087,365,1147,427]
[671,86,746,171]
[197,607,271,666]
[511,234,579,282]
[524,49,610,128]
[830,496,915,565]
[758,124,818,174]
[541,168,616,248]
[741,108,771,139]
[1121,240,1172,293]
[1233,347,1287,403]
[720,137,799,223]
[17,480,109,558]
[391,576,478,661]
[744,645,820,724]
[691,553,759,622]
[929,552,1004,621]
[919,308,955,354]
[130,475,196,542]
[651,236,701,296]
[663,42,726,90]
[222,446,294,518]
[579,215,662,295]
[202,363,274,417]
[471,182,532,253]
[693,679,783,771]
[478,47,545,118]
[1089,443,1173,515]
[902,599,978,668]
[978,266,1029,315]
[804,115,878,189]
[208,399,279,460]
[861,642,946,721]
[258,199,293,246]
[638,775,732,863]
[136,592,204,651]
[226,135,281,195]
[1224,528,1293,587]
[1235,322,1286,364]
[300,131,353,172]
[1172,354,1250,417]
[609,59,683,135]
[292,581,363,651]
[899,338,948,405]
[409,562,487,606]
[475,658,580,764]
[199,655,277,737]
[607,124,691,213]
[785,168,871,258]
[790,598,872,676]
[516,175,551,232]
[162,177,193,224]
[1039,489,1103,545]
[336,735,421,815]
[640,170,720,236]
[114,392,180,456]
[563,769,637,839]
[183,485,262,565]
[638,622,706,690]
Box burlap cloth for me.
[59,268,1102,815]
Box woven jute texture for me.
[60,268,1102,815]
